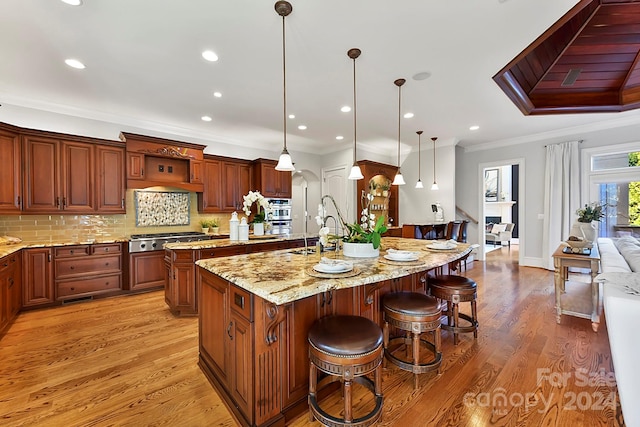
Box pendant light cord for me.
[352,55,357,164]
[432,137,437,183]
[281,14,287,152]
[417,131,422,179]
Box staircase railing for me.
[456,205,479,225]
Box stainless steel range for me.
[128,231,211,253]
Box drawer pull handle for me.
[234,293,245,309]
[70,287,75,291]
[70,266,74,270]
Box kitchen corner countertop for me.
[164,233,313,250]
[196,237,471,305]
[0,238,129,259]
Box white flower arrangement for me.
[242,191,271,223]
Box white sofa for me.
[596,236,640,426]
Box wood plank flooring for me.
[0,246,625,426]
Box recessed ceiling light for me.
[201,50,219,62]
[64,59,85,69]
[336,136,344,140]
[213,91,222,98]
[403,112,414,119]
[61,0,82,5]
[341,106,351,113]
[469,125,480,131]
[201,116,212,122]
[412,71,431,81]
[298,125,307,130]
[288,114,295,119]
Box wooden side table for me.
[552,244,601,332]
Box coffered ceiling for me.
[2,0,640,157]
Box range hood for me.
[120,132,206,192]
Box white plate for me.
[384,254,419,262]
[313,263,353,274]
[426,243,456,250]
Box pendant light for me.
[415,130,424,189]
[392,78,406,186]
[347,48,364,180]
[431,136,439,190]
[274,1,295,172]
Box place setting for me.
[424,239,460,252]
[379,249,424,266]
[306,256,361,279]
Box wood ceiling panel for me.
[493,0,640,115]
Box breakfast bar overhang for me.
[195,237,471,427]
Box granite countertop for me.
[196,237,471,305]
[0,238,129,259]
[164,233,313,250]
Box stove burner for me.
[128,231,210,252]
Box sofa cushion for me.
[614,236,640,272]
[491,223,507,233]
[598,238,632,273]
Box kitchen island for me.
[195,237,471,427]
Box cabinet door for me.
[199,271,230,385]
[276,169,292,198]
[238,163,252,203]
[260,163,278,198]
[22,248,54,307]
[60,141,94,212]
[129,252,165,291]
[229,312,254,421]
[23,136,59,212]
[198,159,223,212]
[8,253,22,318]
[222,162,241,211]
[190,159,204,184]
[0,130,22,213]
[96,145,125,213]
[127,152,144,179]
[173,263,196,314]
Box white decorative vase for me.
[253,222,265,236]
[343,242,379,258]
[570,221,598,242]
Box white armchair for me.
[485,223,514,247]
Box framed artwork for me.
[484,169,499,202]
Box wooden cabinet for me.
[199,156,252,213]
[22,247,54,308]
[253,158,292,198]
[356,160,399,228]
[0,125,22,213]
[54,243,122,300]
[96,145,125,213]
[0,251,21,337]
[129,251,166,291]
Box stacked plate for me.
[384,249,420,262]
[426,241,457,250]
[313,257,354,274]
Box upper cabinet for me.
[198,156,252,213]
[252,159,292,199]
[356,160,399,228]
[96,144,126,213]
[0,124,22,214]
[120,132,205,192]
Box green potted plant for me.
[210,218,220,235]
[199,219,211,234]
[379,183,390,197]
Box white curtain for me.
[542,141,581,270]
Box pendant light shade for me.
[392,78,406,186]
[274,1,296,172]
[431,136,439,190]
[347,48,363,180]
[415,130,424,189]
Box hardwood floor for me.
[0,246,624,426]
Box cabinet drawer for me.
[198,246,246,259]
[57,274,122,299]
[55,255,121,278]
[0,253,19,272]
[230,285,253,321]
[55,246,90,258]
[173,250,195,262]
[91,243,121,255]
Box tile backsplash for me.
[0,189,230,244]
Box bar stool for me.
[382,292,442,389]
[428,275,478,345]
[308,315,384,427]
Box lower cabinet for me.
[129,251,165,291]
[54,243,122,300]
[0,251,22,337]
[22,247,55,308]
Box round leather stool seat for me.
[308,315,383,357]
[383,292,440,317]
[382,292,442,388]
[308,315,384,427]
[428,275,478,345]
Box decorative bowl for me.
[565,239,592,249]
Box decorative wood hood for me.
[120,132,206,192]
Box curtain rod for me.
[544,139,583,148]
